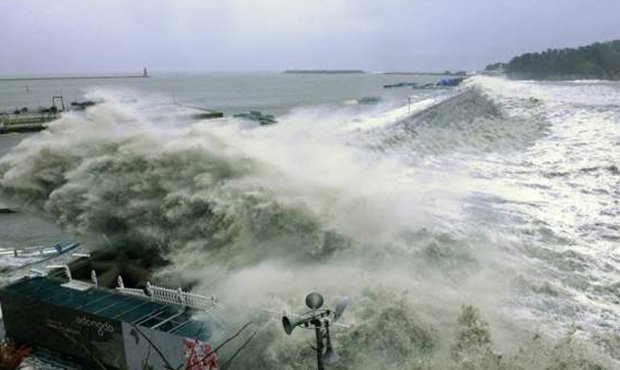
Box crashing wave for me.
[0,82,617,369]
[370,85,549,156]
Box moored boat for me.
[233,110,277,125]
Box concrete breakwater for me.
[0,68,150,82]
[0,75,146,82]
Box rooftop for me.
[1,276,212,341]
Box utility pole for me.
[315,325,324,370]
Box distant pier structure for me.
[0,68,151,82]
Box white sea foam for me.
[1,78,619,369]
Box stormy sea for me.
[0,73,618,369]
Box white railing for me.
[115,276,217,312]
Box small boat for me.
[173,103,224,119]
[435,77,465,87]
[0,241,79,258]
[419,83,436,89]
[357,96,381,104]
[417,79,465,89]
[70,100,97,110]
[0,241,80,274]
[383,82,417,89]
[233,110,277,125]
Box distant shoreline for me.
[487,39,620,81]
[283,70,365,74]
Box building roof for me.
[1,276,212,341]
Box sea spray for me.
[0,80,618,369]
[373,85,549,158]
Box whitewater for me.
[0,75,618,369]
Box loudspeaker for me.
[282,315,307,335]
[322,346,340,366]
[305,293,324,310]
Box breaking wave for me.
[1,78,618,369]
[371,84,549,158]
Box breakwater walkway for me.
[0,68,150,82]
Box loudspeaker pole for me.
[281,293,350,369]
[315,326,324,370]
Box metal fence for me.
[116,278,218,312]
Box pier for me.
[0,96,64,134]
[0,112,60,134]
[0,75,147,82]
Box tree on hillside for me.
[505,40,620,80]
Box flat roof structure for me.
[2,276,211,341]
[0,276,222,369]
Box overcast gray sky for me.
[1,0,619,74]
